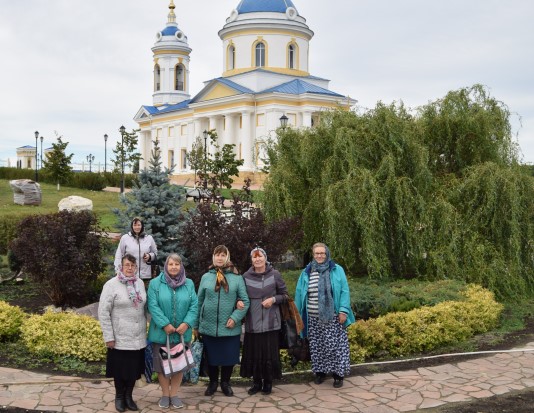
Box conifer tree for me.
[114,139,186,265]
[41,133,74,190]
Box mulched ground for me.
[2,278,534,412]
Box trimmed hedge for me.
[0,301,26,341]
[0,215,25,255]
[20,309,106,361]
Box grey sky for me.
[0,0,533,168]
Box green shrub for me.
[0,214,24,255]
[67,172,106,191]
[0,167,35,180]
[348,284,503,362]
[20,309,106,361]
[0,301,26,341]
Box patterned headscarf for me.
[117,260,143,308]
[213,245,231,293]
[164,254,186,289]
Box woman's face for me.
[252,252,266,270]
[313,246,327,264]
[167,258,181,277]
[132,221,142,234]
[122,260,137,277]
[213,252,227,267]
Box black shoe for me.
[114,397,126,412]
[204,381,218,396]
[247,382,262,395]
[333,377,344,388]
[261,381,272,395]
[314,373,325,385]
[220,382,234,397]
[124,387,138,411]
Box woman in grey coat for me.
[99,253,147,412]
[240,247,288,395]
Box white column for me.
[241,111,253,170]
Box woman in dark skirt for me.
[195,245,249,397]
[99,253,147,412]
[240,247,288,395]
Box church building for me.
[134,0,354,182]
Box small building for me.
[16,145,52,169]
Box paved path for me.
[1,342,534,413]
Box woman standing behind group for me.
[295,242,355,388]
[147,254,198,409]
[195,245,249,397]
[99,253,146,412]
[240,247,288,395]
[114,217,157,284]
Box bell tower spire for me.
[151,0,192,106]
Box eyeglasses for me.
[123,264,137,269]
[314,252,326,256]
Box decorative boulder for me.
[58,196,93,212]
[9,179,42,206]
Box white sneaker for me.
[159,396,170,408]
[170,396,183,409]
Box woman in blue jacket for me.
[195,245,249,397]
[295,243,355,388]
[148,253,198,409]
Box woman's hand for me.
[236,300,245,310]
[226,318,235,329]
[262,297,275,309]
[193,328,199,339]
[164,324,175,335]
[106,340,115,349]
[143,253,150,263]
[175,322,188,335]
[338,313,347,324]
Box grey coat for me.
[98,277,147,350]
[242,265,288,333]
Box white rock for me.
[58,195,93,212]
[9,179,42,205]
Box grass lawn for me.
[0,179,123,231]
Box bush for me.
[9,210,105,307]
[348,284,503,362]
[0,301,26,341]
[20,309,106,361]
[0,215,23,255]
[67,172,106,191]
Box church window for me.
[154,64,161,91]
[255,42,265,67]
[175,64,185,91]
[228,45,235,70]
[288,44,296,69]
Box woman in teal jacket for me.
[148,253,198,409]
[195,245,250,397]
[295,243,355,389]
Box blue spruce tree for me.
[114,139,186,265]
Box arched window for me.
[228,45,235,70]
[288,44,296,69]
[175,64,185,91]
[255,42,265,67]
[154,64,161,91]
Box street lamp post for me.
[202,130,208,189]
[279,114,288,129]
[104,134,108,173]
[40,136,43,169]
[34,131,39,181]
[119,125,126,194]
[86,154,95,172]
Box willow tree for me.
[263,85,534,299]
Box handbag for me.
[159,334,195,378]
[279,318,299,349]
[288,337,311,366]
[144,340,154,383]
[182,339,203,384]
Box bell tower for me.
[151,0,192,106]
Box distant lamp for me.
[40,136,43,169]
[279,114,288,128]
[104,133,108,173]
[119,125,126,194]
[34,130,39,181]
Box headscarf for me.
[163,254,186,289]
[117,266,143,308]
[213,245,231,293]
[130,217,145,238]
[311,244,335,323]
[250,247,268,264]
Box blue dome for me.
[236,0,297,14]
[161,26,178,36]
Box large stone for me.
[58,195,93,212]
[9,179,42,206]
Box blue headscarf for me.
[311,244,335,323]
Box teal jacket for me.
[196,268,250,337]
[294,261,356,337]
[147,273,198,344]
